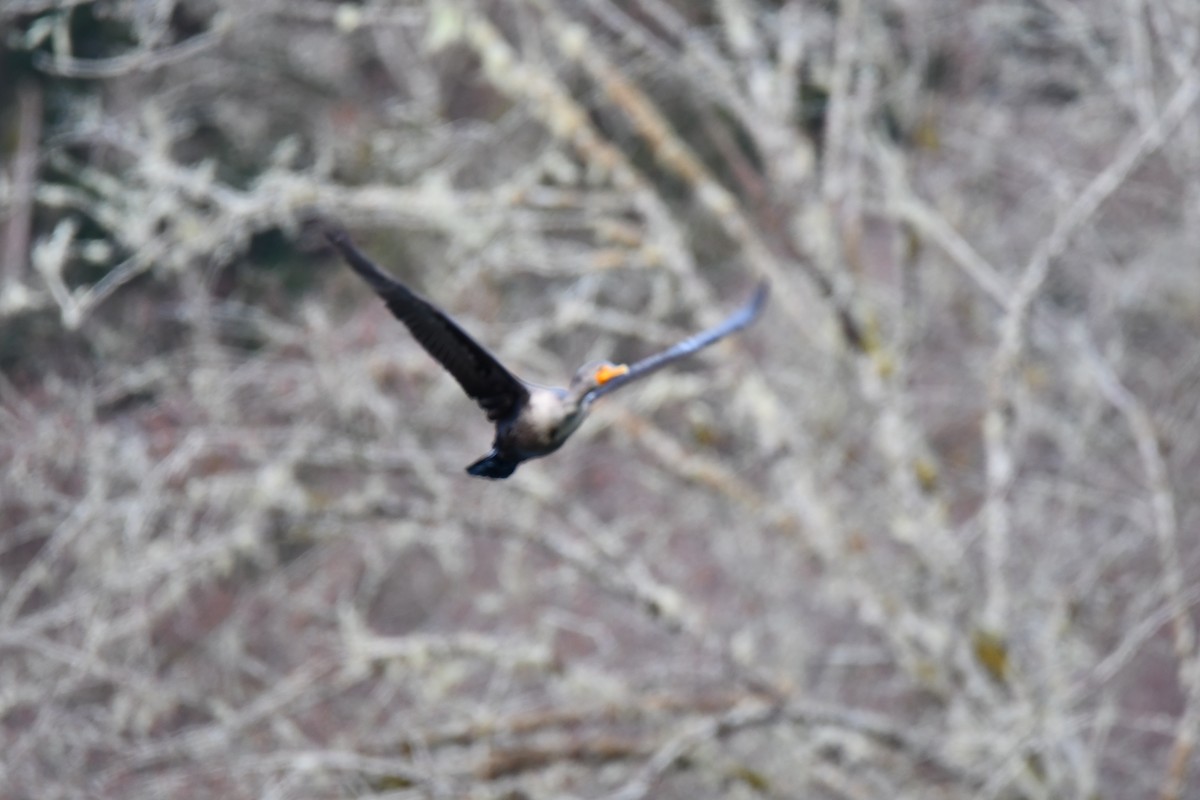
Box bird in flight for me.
[326,229,768,479]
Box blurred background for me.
[2,1,1199,798]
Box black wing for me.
[587,281,769,401]
[327,229,529,421]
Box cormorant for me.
[327,229,768,479]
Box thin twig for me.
[2,82,42,287]
[1074,326,1198,800]
[981,70,1200,630]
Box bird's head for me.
[570,360,629,395]
[565,361,631,412]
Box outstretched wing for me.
[587,281,769,401]
[327,229,529,421]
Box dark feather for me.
[326,229,529,421]
[466,449,520,479]
[587,281,769,401]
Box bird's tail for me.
[466,450,519,479]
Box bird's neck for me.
[524,388,586,443]
[564,384,594,411]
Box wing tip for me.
[322,226,403,295]
[751,279,769,311]
[322,223,353,252]
[742,279,769,323]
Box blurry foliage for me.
[3,1,1200,799]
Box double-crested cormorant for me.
[326,229,767,479]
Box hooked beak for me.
[593,363,630,385]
